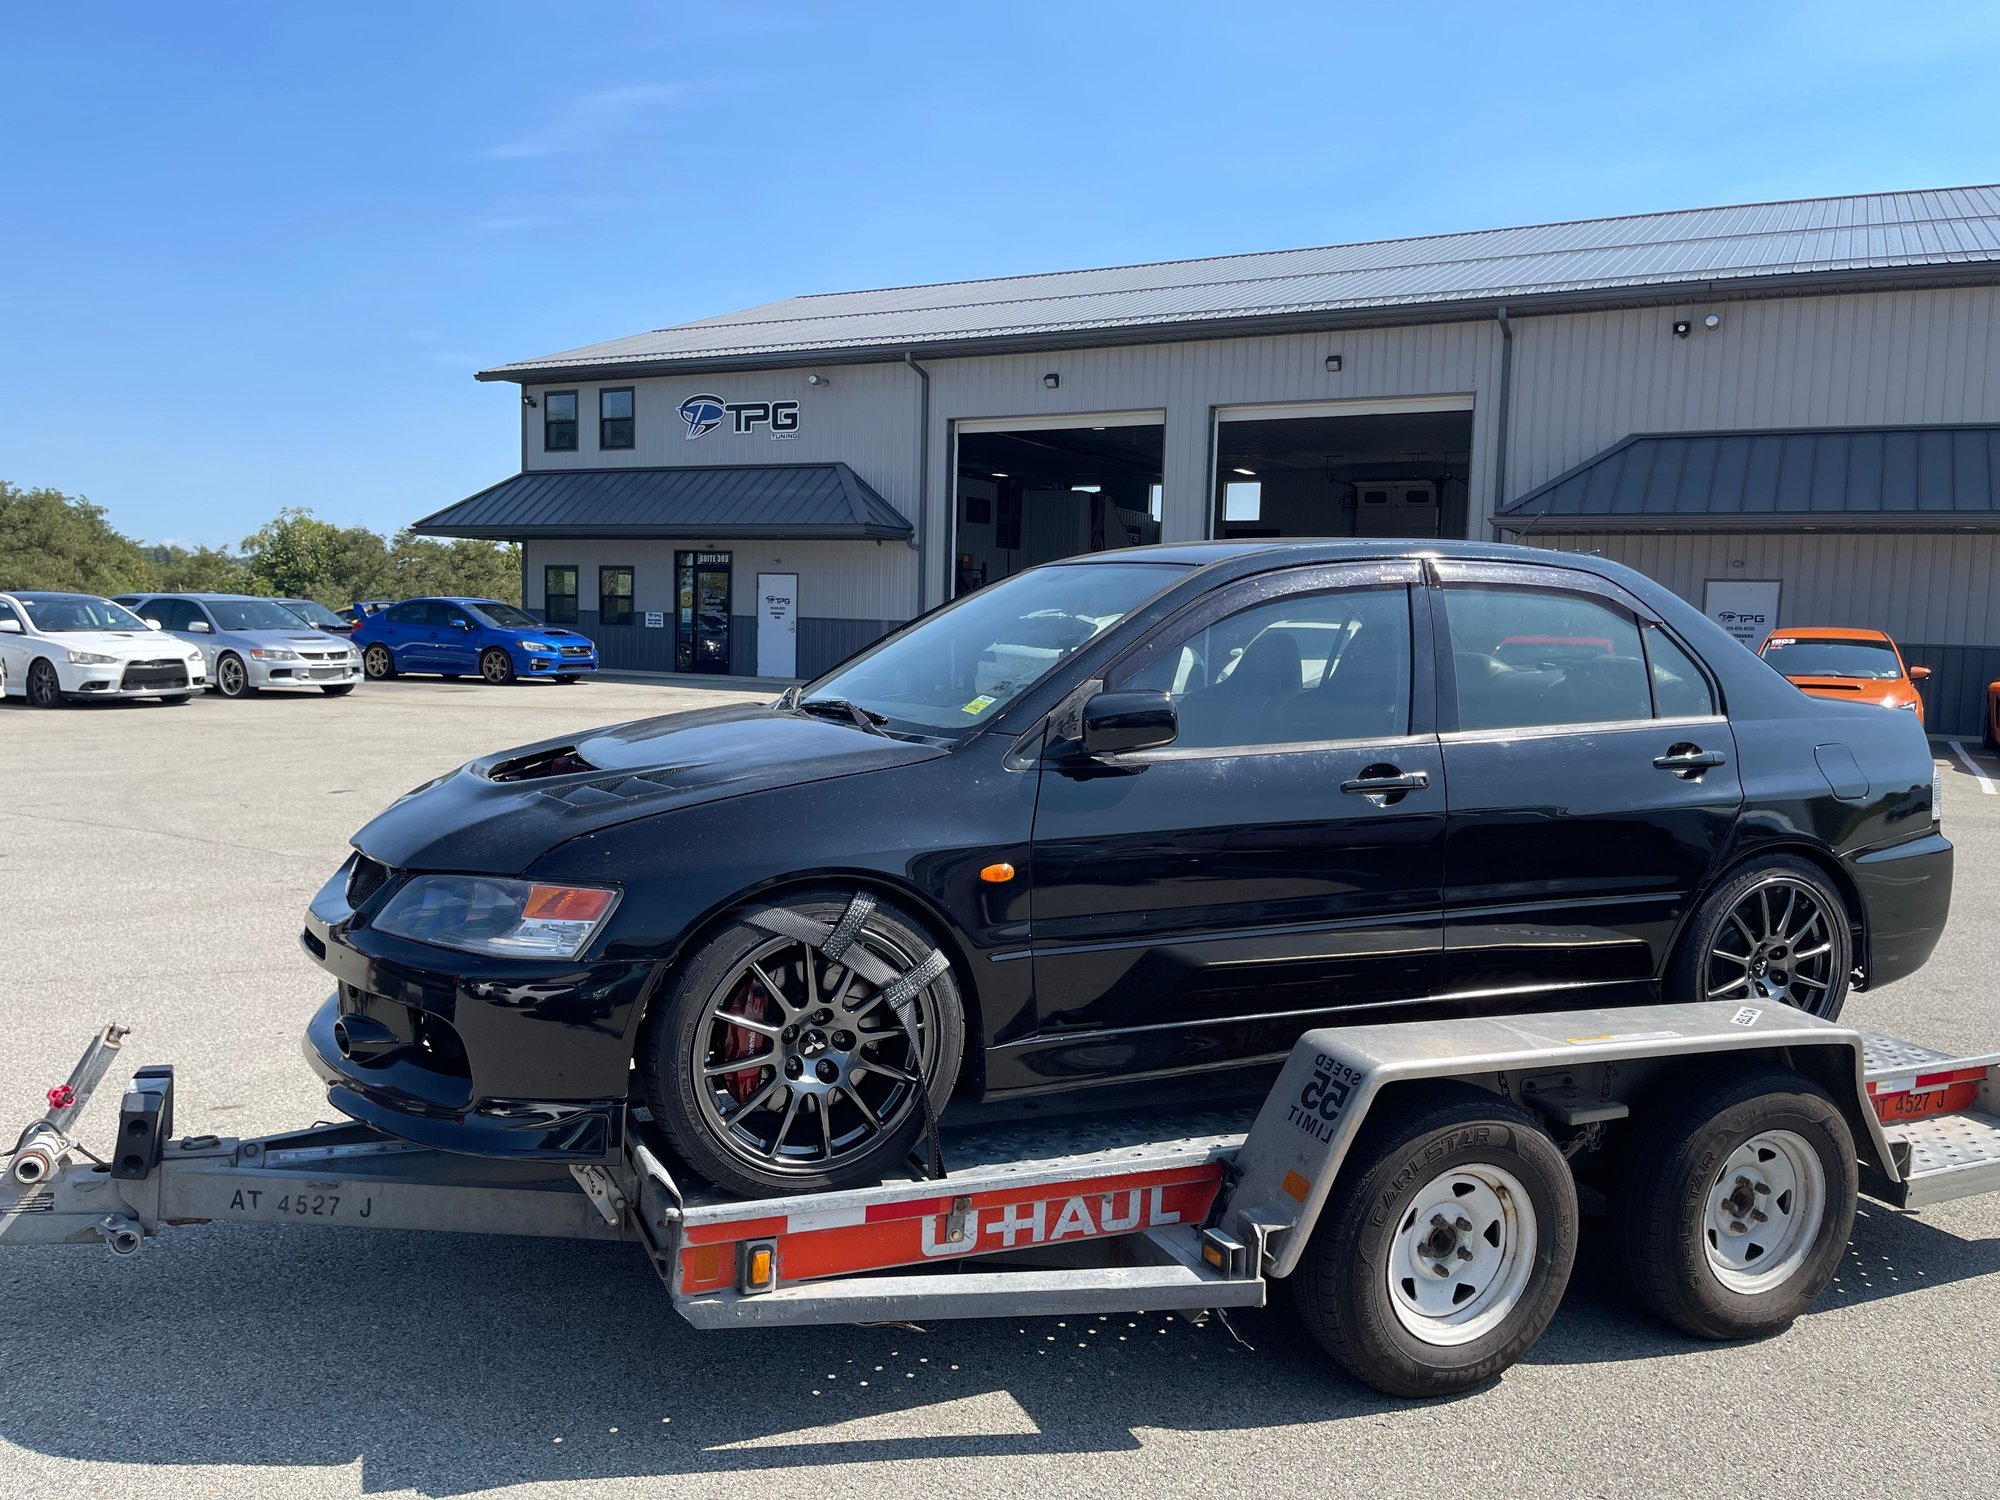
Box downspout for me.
[1489,306,1514,540]
[904,351,930,617]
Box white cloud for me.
[484,83,687,160]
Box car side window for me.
[1122,586,1413,750]
[385,602,426,626]
[1644,625,1717,718]
[1441,584,1650,731]
[152,599,193,631]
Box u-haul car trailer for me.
[5,1002,1997,1397]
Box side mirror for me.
[0,619,19,633]
[1909,665,1931,682]
[145,619,163,631]
[188,620,211,634]
[1081,689,1179,757]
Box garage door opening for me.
[954,416,1164,594]
[1214,402,1473,542]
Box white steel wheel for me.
[1387,1162,1540,1346]
[1617,1064,1856,1341]
[1701,1129,1826,1295]
[1289,1085,1577,1398]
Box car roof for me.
[1763,626,1893,642]
[1062,537,1619,570]
[5,590,115,602]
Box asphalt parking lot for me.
[1,678,1995,1500]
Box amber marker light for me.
[979,863,1016,884]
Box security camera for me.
[522,392,538,408]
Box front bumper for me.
[300,865,652,1161]
[63,659,205,697]
[248,656,362,689]
[518,649,598,678]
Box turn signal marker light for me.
[979,863,1016,884]
[522,885,618,922]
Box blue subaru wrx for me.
[353,597,598,685]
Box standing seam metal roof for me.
[480,186,2000,378]
[1497,424,2000,529]
[410,463,913,540]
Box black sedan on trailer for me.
[300,540,1951,1196]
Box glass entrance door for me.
[675,551,733,674]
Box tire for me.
[362,644,396,680]
[322,684,357,697]
[1289,1085,1577,1398]
[26,658,64,708]
[639,889,966,1198]
[214,653,253,699]
[1616,1064,1856,1341]
[479,648,516,685]
[1666,856,1852,1019]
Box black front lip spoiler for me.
[303,996,621,1161]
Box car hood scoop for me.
[351,702,942,874]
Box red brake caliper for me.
[720,978,775,1103]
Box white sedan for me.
[0,592,208,706]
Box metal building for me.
[419,185,2000,732]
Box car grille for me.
[559,644,592,658]
[120,661,189,691]
[346,854,393,908]
[299,650,349,661]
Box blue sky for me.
[4,1,1998,548]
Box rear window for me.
[1759,637,1901,680]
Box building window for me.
[599,388,634,450]
[1223,480,1263,522]
[544,565,578,623]
[544,391,578,451]
[599,565,635,625]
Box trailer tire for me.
[1616,1064,1856,1341]
[1289,1085,1577,1398]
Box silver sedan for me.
[115,593,362,699]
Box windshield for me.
[805,562,1189,735]
[282,600,347,629]
[18,596,150,633]
[471,601,541,629]
[1760,637,1901,680]
[209,598,321,632]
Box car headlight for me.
[187,653,203,665]
[65,650,118,665]
[249,648,300,661]
[371,876,620,960]
[519,640,552,653]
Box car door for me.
[430,601,481,673]
[0,597,29,689]
[378,601,432,669]
[1431,559,1741,1000]
[1028,561,1445,1053]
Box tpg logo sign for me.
[680,393,801,440]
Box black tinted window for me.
[1442,585,1649,731]
[1125,586,1412,749]
[1646,627,1716,718]
[385,602,426,625]
[544,391,578,451]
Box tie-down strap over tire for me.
[745,896,949,1023]
[744,893,952,1179]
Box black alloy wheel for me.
[642,891,965,1197]
[215,653,253,699]
[1669,858,1852,1020]
[26,658,63,708]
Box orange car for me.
[1757,627,1929,722]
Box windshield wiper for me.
[796,696,891,736]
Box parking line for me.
[1947,740,1997,795]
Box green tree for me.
[0,482,154,593]
[239,507,343,599]
[383,532,522,604]
[144,543,250,594]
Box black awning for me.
[412,463,913,541]
[1498,424,2000,531]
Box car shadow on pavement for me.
[0,1204,1991,1495]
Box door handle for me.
[1653,746,1727,774]
[1341,769,1429,795]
